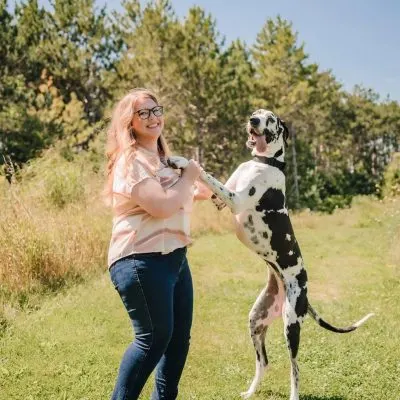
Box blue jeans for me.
[109,247,193,400]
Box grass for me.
[1,196,399,399]
[0,149,232,320]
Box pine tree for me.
[0,0,41,164]
[167,6,222,165]
[112,0,180,97]
[209,39,254,176]
[39,0,115,123]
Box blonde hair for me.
[103,88,171,206]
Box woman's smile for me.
[147,122,161,129]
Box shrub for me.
[44,164,85,208]
[382,153,400,198]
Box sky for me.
[11,0,400,101]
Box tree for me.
[0,0,41,164]
[251,17,318,207]
[38,0,115,123]
[112,0,180,97]
[167,6,223,165]
[13,0,48,84]
[1,0,118,166]
[208,39,254,176]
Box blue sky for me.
[12,0,400,101]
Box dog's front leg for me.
[167,156,248,215]
[198,170,249,215]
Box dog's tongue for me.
[253,134,268,153]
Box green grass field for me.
[1,197,400,400]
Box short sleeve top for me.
[107,146,193,268]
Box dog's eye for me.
[266,117,275,126]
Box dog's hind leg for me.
[241,269,284,399]
[282,278,308,400]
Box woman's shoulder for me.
[116,147,160,177]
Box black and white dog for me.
[168,109,373,400]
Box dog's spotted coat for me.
[168,109,373,400]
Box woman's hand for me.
[182,159,202,182]
[194,180,213,201]
[131,159,202,218]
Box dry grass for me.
[191,200,233,236]
[0,149,234,325]
[0,181,110,307]
[0,185,231,305]
[0,150,110,320]
[1,147,399,332]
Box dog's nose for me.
[250,117,260,126]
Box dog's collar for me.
[253,155,286,171]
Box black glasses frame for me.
[135,106,164,120]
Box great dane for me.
[168,109,373,400]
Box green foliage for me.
[169,5,222,160]
[0,0,399,210]
[42,0,115,122]
[382,153,400,197]
[0,0,115,165]
[44,165,85,209]
[14,146,87,208]
[112,0,181,96]
[206,40,254,176]
[252,16,314,111]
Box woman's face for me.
[132,95,164,143]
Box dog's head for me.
[246,109,289,156]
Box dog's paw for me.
[211,194,227,211]
[240,391,254,399]
[167,156,190,170]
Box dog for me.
[168,109,373,400]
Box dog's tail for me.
[307,304,374,333]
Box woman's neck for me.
[136,138,158,154]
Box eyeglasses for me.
[135,106,164,120]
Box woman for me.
[104,88,210,400]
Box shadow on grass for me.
[302,396,346,400]
[261,390,346,400]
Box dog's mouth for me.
[246,125,262,149]
[249,126,262,136]
[247,131,256,149]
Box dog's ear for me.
[279,118,290,148]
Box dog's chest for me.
[235,162,284,194]
[233,164,281,250]
[233,163,302,270]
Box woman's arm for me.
[131,160,201,218]
[194,180,213,201]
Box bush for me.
[382,153,400,198]
[14,145,87,208]
[317,194,353,213]
[44,164,85,208]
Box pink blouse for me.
[107,146,193,268]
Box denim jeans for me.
[109,247,193,400]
